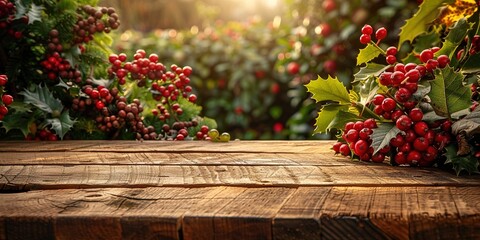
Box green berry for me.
[219,132,230,142]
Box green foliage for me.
[45,111,76,139]
[445,144,480,176]
[305,75,350,104]
[436,18,473,59]
[371,123,401,155]
[19,84,63,115]
[356,44,383,66]
[353,63,389,83]
[398,0,454,47]
[313,104,349,134]
[428,66,472,118]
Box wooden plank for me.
[0,140,332,153]
[212,187,295,240]
[1,165,479,192]
[273,187,330,240]
[0,152,346,166]
[181,187,246,240]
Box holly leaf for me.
[427,66,471,118]
[398,0,454,48]
[305,75,350,104]
[445,144,479,175]
[371,123,402,155]
[356,44,383,66]
[451,106,480,137]
[19,85,63,114]
[0,110,34,137]
[313,104,349,134]
[14,1,43,24]
[436,18,473,59]
[45,111,76,139]
[353,63,389,83]
[327,110,363,132]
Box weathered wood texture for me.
[0,140,479,240]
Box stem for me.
[370,41,386,55]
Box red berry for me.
[396,115,412,131]
[344,129,359,143]
[322,0,336,12]
[344,122,355,131]
[390,133,405,147]
[183,66,193,77]
[361,24,373,35]
[395,88,412,102]
[359,128,373,140]
[394,63,405,73]
[108,54,118,64]
[333,142,343,153]
[395,152,407,165]
[381,98,396,112]
[375,27,387,40]
[360,34,371,44]
[379,72,393,86]
[405,129,416,142]
[99,88,109,98]
[404,63,417,72]
[339,143,351,156]
[386,55,397,65]
[391,109,404,122]
[415,65,427,76]
[420,49,434,63]
[423,146,438,162]
[426,59,438,71]
[437,55,450,68]
[379,145,391,154]
[200,125,209,134]
[2,94,13,106]
[353,121,364,131]
[413,137,430,152]
[364,118,377,129]
[188,94,197,103]
[371,153,385,163]
[287,62,300,75]
[408,108,423,122]
[391,71,405,87]
[386,46,397,56]
[407,150,422,165]
[405,69,420,83]
[441,120,452,132]
[0,105,8,115]
[354,140,369,156]
[0,75,7,86]
[414,121,429,136]
[399,142,412,153]
[95,101,105,110]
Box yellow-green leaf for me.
[305,75,350,104]
[398,0,454,48]
[356,44,383,66]
[313,104,349,134]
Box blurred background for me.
[98,0,419,140]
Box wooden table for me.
[0,140,479,240]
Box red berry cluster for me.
[25,128,58,141]
[468,35,480,55]
[73,5,120,44]
[107,50,197,121]
[0,74,12,120]
[359,24,387,45]
[333,119,388,162]
[0,0,25,39]
[160,120,201,141]
[40,52,81,83]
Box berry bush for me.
[307,0,480,174]
[110,0,419,140]
[0,0,220,141]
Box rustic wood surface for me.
[0,140,479,240]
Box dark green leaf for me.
[0,110,34,137]
[436,18,472,59]
[428,66,471,118]
[451,106,480,137]
[19,84,64,114]
[45,111,76,139]
[398,0,454,47]
[353,63,389,83]
[327,110,363,132]
[445,144,479,175]
[371,123,402,155]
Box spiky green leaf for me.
[445,145,479,175]
[327,110,363,132]
[356,44,383,66]
[371,123,402,155]
[313,104,349,134]
[19,85,63,114]
[353,63,389,83]
[305,75,350,104]
[398,0,454,47]
[45,111,76,139]
[436,18,473,58]
[428,66,471,118]
[0,110,34,137]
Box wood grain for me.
[0,141,478,240]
